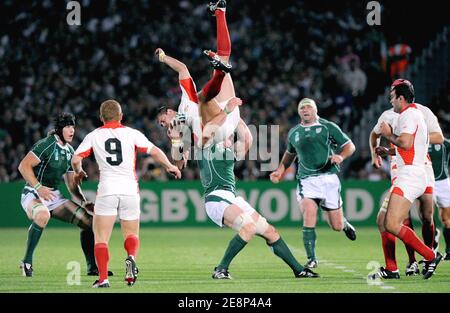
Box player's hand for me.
[225,97,243,113]
[330,154,344,165]
[375,146,390,157]
[371,154,383,169]
[380,122,392,138]
[270,170,283,184]
[167,164,182,179]
[37,185,56,201]
[154,48,165,62]
[82,201,94,213]
[73,170,88,186]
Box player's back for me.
[415,103,442,134]
[76,121,154,196]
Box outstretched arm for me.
[269,151,296,183]
[150,146,182,179]
[155,48,191,80]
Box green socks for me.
[23,222,44,264]
[270,237,304,273]
[80,228,97,272]
[217,234,248,270]
[303,227,317,261]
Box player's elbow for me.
[344,142,356,156]
[18,159,28,177]
[429,132,444,145]
[17,161,24,175]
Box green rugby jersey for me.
[428,138,450,181]
[196,143,236,196]
[29,135,74,188]
[287,118,351,179]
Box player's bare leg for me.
[375,194,417,277]
[418,194,436,249]
[210,204,253,279]
[250,211,319,278]
[92,215,116,288]
[326,208,356,241]
[120,219,140,286]
[51,201,113,276]
[385,193,442,279]
[21,199,50,277]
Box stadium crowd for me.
[0,0,448,183]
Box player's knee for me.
[240,222,257,240]
[384,218,397,234]
[440,207,450,226]
[263,224,279,243]
[376,212,386,230]
[232,214,256,240]
[331,221,343,231]
[255,216,269,236]
[34,209,50,227]
[78,215,93,230]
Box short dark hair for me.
[391,79,415,103]
[156,106,168,117]
[156,105,177,117]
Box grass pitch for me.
[0,227,449,293]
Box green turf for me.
[0,227,449,293]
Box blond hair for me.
[100,100,122,122]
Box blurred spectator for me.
[388,40,412,79]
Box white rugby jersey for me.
[177,77,202,145]
[393,104,428,168]
[372,108,399,182]
[75,121,154,196]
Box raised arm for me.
[155,48,191,80]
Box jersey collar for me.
[101,121,124,129]
[400,103,417,113]
[54,134,69,149]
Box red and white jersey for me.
[393,104,428,168]
[75,121,154,196]
[178,78,199,119]
[415,103,442,134]
[373,109,399,182]
[177,77,202,145]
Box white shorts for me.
[425,162,435,193]
[205,189,255,227]
[94,195,140,220]
[213,98,240,143]
[392,166,427,203]
[296,174,342,210]
[21,186,68,213]
[435,178,450,208]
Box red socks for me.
[381,231,398,271]
[201,70,225,102]
[94,243,109,282]
[398,225,435,261]
[215,10,231,57]
[402,218,416,262]
[124,235,139,258]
